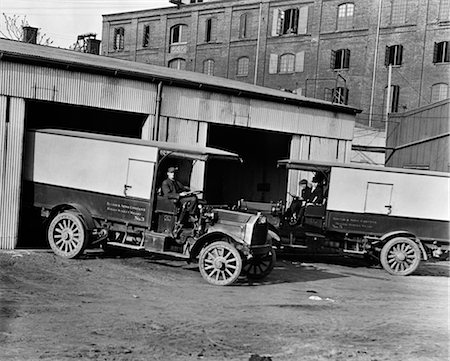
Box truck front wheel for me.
[198,241,242,286]
[48,211,88,258]
[380,237,421,276]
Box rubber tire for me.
[198,241,242,286]
[48,211,87,259]
[380,237,421,276]
[243,249,276,280]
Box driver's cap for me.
[167,166,178,173]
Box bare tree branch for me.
[1,13,53,45]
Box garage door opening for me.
[205,124,290,205]
[18,100,148,248]
[25,100,147,138]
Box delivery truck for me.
[22,129,275,286]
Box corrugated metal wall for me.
[0,96,25,249]
[161,86,354,141]
[387,99,449,172]
[0,62,158,114]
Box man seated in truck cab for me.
[308,172,326,206]
[161,167,199,226]
[285,179,312,224]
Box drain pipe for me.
[254,2,263,85]
[153,81,163,141]
[368,0,383,127]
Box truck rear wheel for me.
[198,241,242,286]
[380,237,421,276]
[243,249,276,280]
[48,211,87,258]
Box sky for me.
[0,0,173,47]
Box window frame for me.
[390,0,408,25]
[170,24,187,45]
[168,58,186,70]
[239,13,248,39]
[337,3,354,31]
[385,45,404,67]
[142,25,150,48]
[279,53,295,73]
[113,27,125,51]
[237,56,250,76]
[203,59,215,75]
[431,83,449,103]
[205,18,213,43]
[332,86,349,105]
[331,49,350,70]
[433,41,450,63]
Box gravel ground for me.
[1,249,449,361]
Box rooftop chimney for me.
[86,38,101,55]
[22,26,38,44]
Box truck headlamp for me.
[257,216,267,224]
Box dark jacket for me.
[301,186,312,202]
[161,178,189,200]
[310,185,324,204]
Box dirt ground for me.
[0,249,448,361]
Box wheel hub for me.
[213,257,226,270]
[61,229,73,241]
[395,251,406,262]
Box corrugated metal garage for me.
[0,39,359,249]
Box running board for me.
[287,244,309,249]
[107,242,145,251]
[342,249,366,255]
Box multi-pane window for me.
[272,6,309,36]
[331,49,350,69]
[279,53,295,73]
[391,0,407,25]
[170,24,188,53]
[269,52,304,74]
[433,41,450,63]
[439,0,450,21]
[239,13,248,39]
[337,3,354,31]
[142,25,150,48]
[237,57,249,76]
[203,59,215,75]
[168,58,186,70]
[385,45,404,66]
[332,87,349,104]
[113,27,124,51]
[431,83,449,102]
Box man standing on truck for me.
[161,167,199,232]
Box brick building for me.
[102,0,450,128]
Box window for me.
[113,27,124,51]
[203,59,215,75]
[331,49,350,69]
[142,25,150,48]
[170,24,188,53]
[205,18,214,42]
[332,87,349,104]
[239,13,248,39]
[385,45,404,66]
[337,3,354,31]
[170,24,187,44]
[190,0,203,3]
[431,83,449,102]
[168,58,186,70]
[279,53,295,73]
[237,57,249,76]
[269,52,304,74]
[385,85,400,112]
[272,6,308,36]
[433,41,450,63]
[439,0,450,21]
[391,0,407,25]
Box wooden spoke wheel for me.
[48,211,87,259]
[380,237,421,276]
[198,241,242,286]
[243,249,276,280]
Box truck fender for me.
[49,203,96,231]
[189,231,243,260]
[380,231,427,261]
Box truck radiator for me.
[251,223,268,246]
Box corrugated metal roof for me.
[0,38,360,115]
